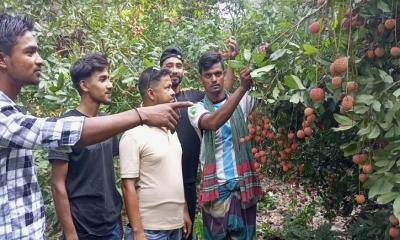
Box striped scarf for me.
[198,93,262,208]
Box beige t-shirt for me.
[119,125,185,230]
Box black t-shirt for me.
[176,89,205,184]
[48,109,122,237]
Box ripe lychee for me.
[385,18,396,30]
[362,164,373,174]
[310,87,324,102]
[389,227,400,238]
[346,81,358,93]
[374,47,385,57]
[355,194,365,204]
[358,173,368,183]
[309,21,320,33]
[304,127,313,136]
[304,107,314,116]
[341,95,354,112]
[389,214,399,226]
[333,57,348,74]
[332,76,342,88]
[297,130,305,139]
[391,47,400,58]
[367,49,375,59]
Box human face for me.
[199,62,225,96]
[0,31,44,86]
[81,69,113,104]
[161,57,183,88]
[149,75,176,104]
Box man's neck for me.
[76,96,101,117]
[0,75,22,101]
[206,91,226,103]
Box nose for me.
[107,80,113,89]
[169,88,175,98]
[35,53,44,66]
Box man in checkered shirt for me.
[0,13,192,239]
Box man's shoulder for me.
[61,109,81,117]
[178,88,205,102]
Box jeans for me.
[124,224,182,240]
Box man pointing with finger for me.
[0,13,191,240]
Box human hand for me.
[137,101,193,131]
[239,65,253,91]
[183,206,192,239]
[133,231,147,240]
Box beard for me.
[171,76,182,88]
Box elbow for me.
[51,181,66,197]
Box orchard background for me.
[2,0,400,239]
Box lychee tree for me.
[230,0,400,232]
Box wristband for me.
[133,108,143,125]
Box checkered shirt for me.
[0,91,84,239]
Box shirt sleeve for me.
[188,102,209,131]
[119,131,140,179]
[239,91,257,118]
[0,104,84,151]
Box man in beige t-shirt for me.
[120,67,191,240]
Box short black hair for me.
[0,13,34,54]
[198,52,224,74]
[159,47,183,66]
[70,53,108,93]
[138,67,171,98]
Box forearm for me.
[77,110,139,146]
[52,184,77,237]
[122,180,144,233]
[200,86,247,131]
[223,65,235,91]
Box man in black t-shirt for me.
[48,53,122,240]
[159,38,238,239]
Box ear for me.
[79,80,89,93]
[0,52,9,70]
[147,88,156,101]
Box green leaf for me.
[357,124,371,136]
[143,58,154,68]
[372,100,381,112]
[368,124,381,139]
[332,125,354,131]
[375,160,390,167]
[333,114,353,126]
[340,142,358,157]
[244,49,251,62]
[270,49,286,61]
[377,0,392,13]
[283,75,305,90]
[377,192,399,204]
[379,70,393,83]
[354,105,369,114]
[227,60,244,70]
[302,44,319,55]
[250,65,275,78]
[393,196,400,221]
[368,176,393,199]
[289,92,304,104]
[356,94,374,105]
[394,88,400,98]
